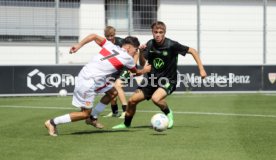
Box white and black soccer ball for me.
[151,113,169,132]
[59,89,67,97]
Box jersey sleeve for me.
[125,57,136,70]
[99,39,115,50]
[99,39,107,47]
[172,41,189,56]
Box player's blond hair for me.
[104,26,116,37]
[151,21,166,32]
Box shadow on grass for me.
[182,125,200,129]
[70,129,133,135]
[49,125,156,136]
[133,125,169,135]
[132,125,151,129]
[151,132,168,136]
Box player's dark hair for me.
[122,36,140,48]
[151,21,166,31]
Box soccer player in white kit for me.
[44,34,151,136]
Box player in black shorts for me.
[103,26,139,118]
[113,21,207,129]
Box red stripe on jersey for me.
[99,39,107,47]
[99,47,110,56]
[99,48,124,70]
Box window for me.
[133,0,157,31]
[105,0,128,30]
[0,0,80,43]
[105,0,158,32]
[0,0,80,8]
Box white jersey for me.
[79,39,135,83]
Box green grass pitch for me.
[0,93,276,160]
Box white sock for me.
[91,102,106,119]
[53,114,71,125]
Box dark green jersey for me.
[144,38,189,82]
[114,37,124,47]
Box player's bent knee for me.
[108,90,118,99]
[128,97,138,106]
[111,91,118,99]
[151,96,160,105]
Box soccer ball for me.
[151,113,169,132]
[59,89,67,97]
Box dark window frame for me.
[105,0,158,33]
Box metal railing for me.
[0,0,275,65]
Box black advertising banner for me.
[0,65,275,95]
[263,66,276,91]
[176,66,262,91]
[10,66,81,94]
[0,66,14,94]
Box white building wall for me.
[0,45,55,64]
[60,0,106,64]
[0,0,275,65]
[159,0,198,65]
[201,0,263,65]
[267,0,276,64]
[0,4,79,65]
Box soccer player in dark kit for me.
[113,21,207,129]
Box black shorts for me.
[108,68,130,84]
[109,71,121,81]
[137,79,176,100]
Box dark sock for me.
[124,115,133,127]
[122,105,127,112]
[90,116,97,120]
[111,104,118,114]
[50,119,56,126]
[161,107,170,115]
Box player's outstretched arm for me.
[69,34,105,54]
[187,47,207,79]
[129,62,151,76]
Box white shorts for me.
[72,76,113,109]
